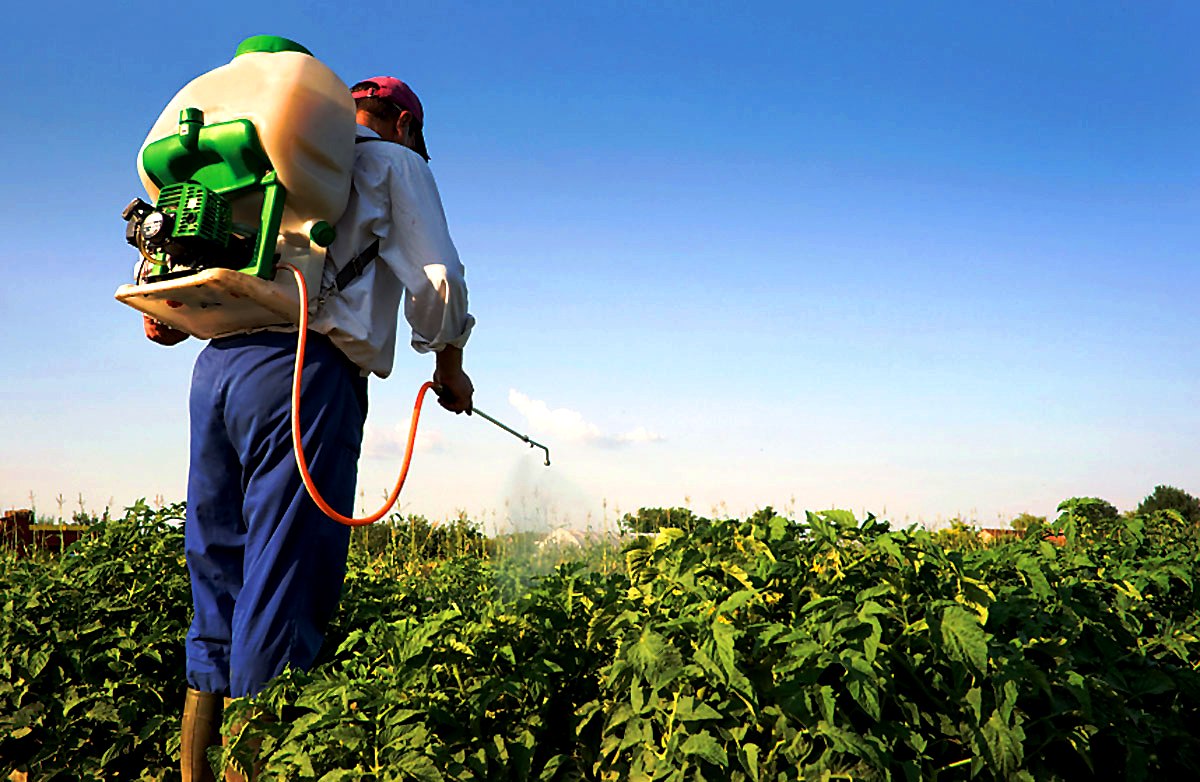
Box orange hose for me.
[281,262,433,526]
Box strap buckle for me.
[332,238,381,293]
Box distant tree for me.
[1057,497,1119,525]
[747,506,780,525]
[618,507,699,535]
[1009,513,1046,532]
[1136,485,1200,524]
[931,519,983,550]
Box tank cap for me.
[309,221,336,247]
[234,36,312,58]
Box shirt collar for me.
[355,124,382,140]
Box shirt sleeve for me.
[377,150,474,353]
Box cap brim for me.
[413,125,429,161]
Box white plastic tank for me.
[136,36,355,306]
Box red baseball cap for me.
[351,77,429,160]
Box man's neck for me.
[354,112,393,141]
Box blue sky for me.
[2,2,1197,529]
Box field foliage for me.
[2,499,1199,780]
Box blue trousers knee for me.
[184,330,367,697]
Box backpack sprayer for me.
[116,36,549,526]
[115,35,350,336]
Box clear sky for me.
[2,1,1197,530]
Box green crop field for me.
[2,498,1198,781]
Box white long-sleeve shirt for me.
[311,125,474,378]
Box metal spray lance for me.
[436,386,551,466]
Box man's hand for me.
[138,260,188,346]
[143,315,189,346]
[432,345,473,414]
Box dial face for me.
[143,212,166,239]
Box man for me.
[150,76,475,780]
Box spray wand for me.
[441,391,550,466]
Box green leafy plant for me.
[1,501,189,780]
[4,499,1198,780]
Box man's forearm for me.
[435,344,463,374]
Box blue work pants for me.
[184,331,367,697]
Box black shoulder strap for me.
[333,238,381,292]
[329,137,390,292]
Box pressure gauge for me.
[142,211,173,246]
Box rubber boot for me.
[181,688,223,782]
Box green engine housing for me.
[156,182,232,246]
